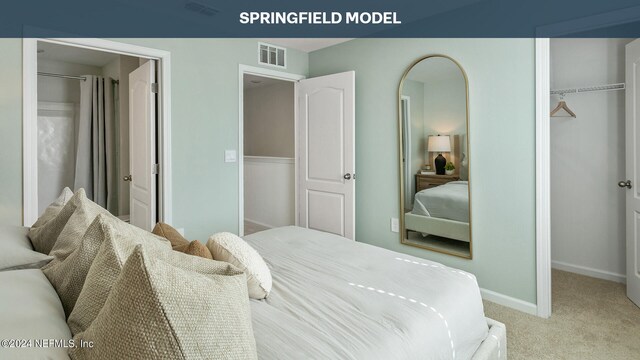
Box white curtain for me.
[74,75,117,212]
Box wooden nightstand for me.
[415,173,459,192]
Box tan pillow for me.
[174,240,214,259]
[207,232,272,299]
[69,245,256,360]
[153,222,213,259]
[67,223,229,335]
[43,214,170,317]
[48,193,114,263]
[31,187,74,228]
[152,222,188,248]
[28,189,86,254]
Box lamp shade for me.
[427,135,451,153]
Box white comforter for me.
[412,181,470,222]
[245,226,488,360]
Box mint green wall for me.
[0,39,309,243]
[309,39,537,304]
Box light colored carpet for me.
[483,270,640,359]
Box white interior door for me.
[128,60,157,231]
[298,71,355,239]
[625,39,640,307]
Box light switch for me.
[225,150,237,163]
[391,218,399,233]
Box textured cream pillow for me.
[207,232,272,299]
[67,222,228,335]
[42,214,170,317]
[28,189,86,254]
[31,187,73,228]
[48,193,114,263]
[69,245,257,360]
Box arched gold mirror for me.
[398,55,471,259]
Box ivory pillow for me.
[207,232,272,299]
[28,189,85,254]
[69,246,256,360]
[42,214,169,317]
[31,187,74,228]
[67,222,226,335]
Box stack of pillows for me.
[27,188,273,359]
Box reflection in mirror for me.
[399,55,471,258]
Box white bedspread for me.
[412,181,470,222]
[245,226,488,360]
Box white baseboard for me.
[244,218,274,230]
[480,288,538,316]
[551,260,626,284]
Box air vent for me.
[258,43,286,68]
[184,0,219,17]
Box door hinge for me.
[152,164,159,174]
[151,83,158,93]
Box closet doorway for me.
[549,38,640,310]
[239,67,303,235]
[23,38,172,231]
[239,64,356,239]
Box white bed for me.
[408,181,470,242]
[245,226,506,359]
[412,181,469,222]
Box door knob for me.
[123,175,132,182]
[343,173,352,180]
[618,180,632,189]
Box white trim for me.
[244,156,295,164]
[535,38,552,319]
[23,39,38,226]
[480,288,538,316]
[238,64,305,236]
[551,261,626,284]
[22,38,172,226]
[244,218,275,230]
[400,95,412,207]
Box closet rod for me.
[551,83,625,96]
[38,72,86,81]
[37,72,120,84]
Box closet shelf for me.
[551,83,625,96]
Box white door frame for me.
[23,38,172,226]
[534,6,640,319]
[400,95,412,208]
[237,64,305,236]
[535,38,551,319]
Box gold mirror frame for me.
[397,54,472,259]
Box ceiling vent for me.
[184,0,219,17]
[258,43,286,68]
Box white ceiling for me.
[258,38,353,53]
[37,41,120,67]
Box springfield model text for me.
[239,12,401,25]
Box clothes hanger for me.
[550,94,576,118]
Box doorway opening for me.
[549,38,640,311]
[23,38,172,231]
[242,73,297,235]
